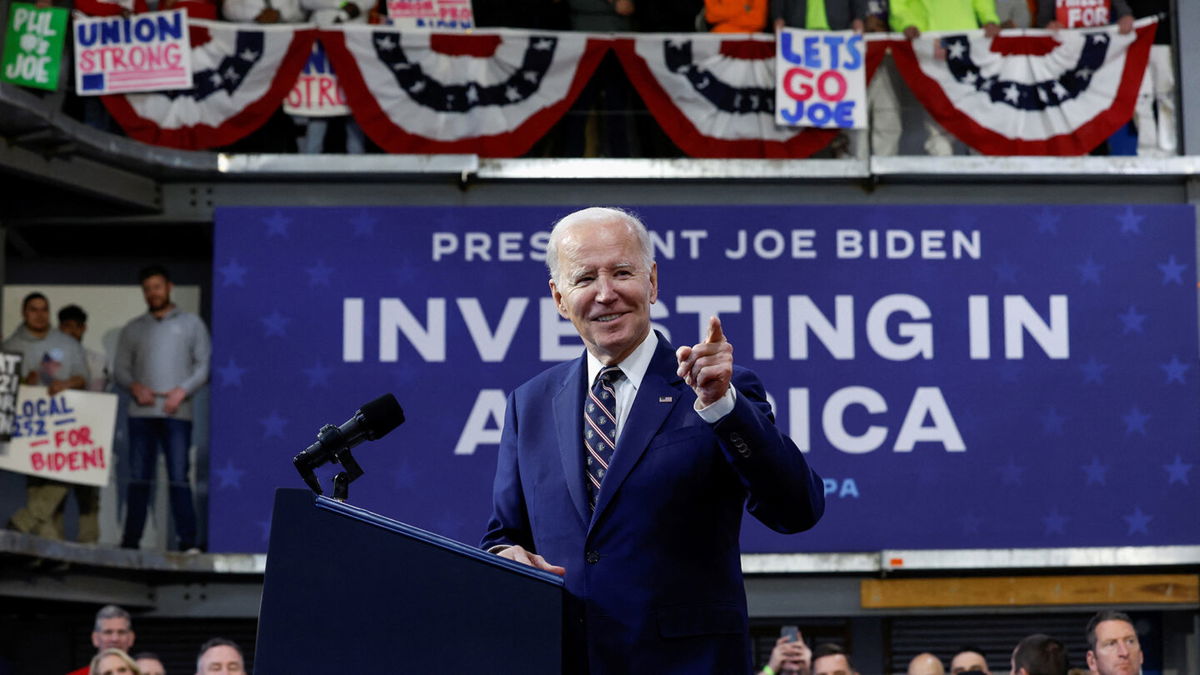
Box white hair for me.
[545,207,655,286]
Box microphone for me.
[293,394,405,498]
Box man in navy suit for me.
[482,207,825,674]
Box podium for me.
[255,489,565,673]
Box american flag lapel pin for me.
[659,396,673,403]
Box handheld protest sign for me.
[1,3,69,91]
[775,28,867,130]
[0,386,117,486]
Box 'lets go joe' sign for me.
[775,28,866,129]
[0,386,117,487]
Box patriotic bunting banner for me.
[321,27,608,156]
[614,33,836,159]
[86,19,1153,157]
[888,18,1155,155]
[102,19,316,149]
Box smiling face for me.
[1087,620,1143,675]
[549,215,657,365]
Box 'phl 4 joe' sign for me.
[1,3,68,91]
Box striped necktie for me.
[584,365,622,511]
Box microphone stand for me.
[293,423,367,502]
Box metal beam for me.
[0,139,161,213]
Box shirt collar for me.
[149,305,180,321]
[586,329,658,391]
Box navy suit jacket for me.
[482,333,824,674]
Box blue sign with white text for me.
[211,204,1199,553]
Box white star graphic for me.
[1004,83,1020,103]
[522,70,538,83]
[392,62,411,71]
[506,85,520,101]
[696,76,710,89]
[376,35,397,50]
[533,38,554,51]
[1076,67,1093,79]
[224,67,240,83]
[410,80,426,93]
[1053,81,1068,98]
[1037,86,1048,102]
[209,72,223,87]
[963,71,978,84]
[466,85,478,103]
[947,41,966,60]
[1090,32,1108,44]
[239,48,258,61]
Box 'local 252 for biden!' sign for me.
[775,28,866,129]
[0,386,117,487]
[73,9,191,95]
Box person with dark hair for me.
[1085,610,1142,675]
[195,638,244,674]
[812,643,858,675]
[115,266,211,552]
[951,646,991,673]
[1011,634,1068,675]
[4,292,91,541]
[58,304,109,393]
[67,606,136,675]
[132,653,165,675]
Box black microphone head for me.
[358,393,404,440]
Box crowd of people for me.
[758,610,1144,675]
[3,265,211,552]
[13,0,1176,157]
[68,605,244,675]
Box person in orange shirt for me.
[705,0,768,32]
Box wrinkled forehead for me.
[558,220,643,267]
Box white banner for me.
[74,9,192,95]
[0,385,117,486]
[775,28,866,129]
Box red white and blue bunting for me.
[97,20,1154,156]
[322,27,608,156]
[888,18,1156,155]
[103,20,316,149]
[613,34,836,158]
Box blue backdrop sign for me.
[211,204,1199,553]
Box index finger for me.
[705,316,725,344]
